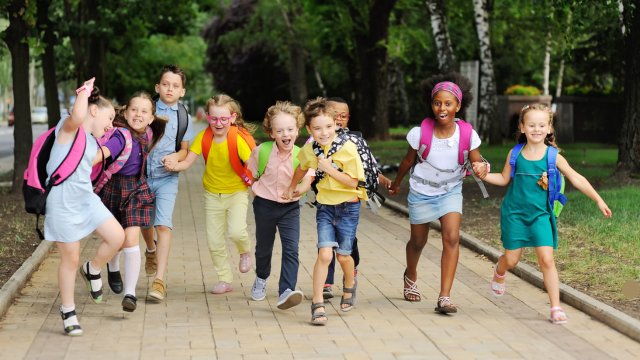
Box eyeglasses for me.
[335,113,350,120]
[207,114,234,125]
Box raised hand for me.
[317,156,333,173]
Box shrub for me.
[504,85,542,96]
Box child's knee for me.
[317,248,333,263]
[228,228,248,244]
[155,225,171,237]
[336,254,352,263]
[538,255,555,269]
[503,256,519,268]
[442,231,459,248]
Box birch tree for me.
[425,0,457,74]
[472,0,501,144]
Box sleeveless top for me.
[43,119,113,243]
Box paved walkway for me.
[1,159,640,360]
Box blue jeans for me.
[253,196,300,295]
[144,175,180,229]
[316,201,360,256]
[324,238,359,285]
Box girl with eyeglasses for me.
[170,94,257,294]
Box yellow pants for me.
[204,190,252,283]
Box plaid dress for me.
[99,144,155,228]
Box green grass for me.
[522,185,640,299]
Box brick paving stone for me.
[1,157,640,359]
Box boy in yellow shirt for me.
[284,97,365,325]
[172,94,254,294]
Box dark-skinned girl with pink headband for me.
[389,72,489,313]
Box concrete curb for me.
[0,240,54,319]
[383,197,640,343]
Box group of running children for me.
[37,64,613,335]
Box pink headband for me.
[431,82,462,103]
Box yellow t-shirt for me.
[298,135,367,205]
[190,129,252,194]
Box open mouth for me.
[438,113,447,119]
[282,139,291,146]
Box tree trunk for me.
[472,0,501,145]
[276,0,308,107]
[543,34,551,96]
[555,58,564,98]
[618,0,626,36]
[63,0,86,86]
[38,0,61,129]
[350,0,398,141]
[425,0,457,74]
[615,3,640,177]
[4,0,33,193]
[86,0,106,95]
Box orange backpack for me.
[202,125,256,186]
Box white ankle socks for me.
[123,246,141,296]
[108,251,122,272]
[60,304,80,328]
[87,261,102,290]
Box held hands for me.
[472,162,488,179]
[379,175,393,190]
[282,186,296,201]
[598,201,613,218]
[317,156,334,173]
[162,153,180,171]
[388,180,400,196]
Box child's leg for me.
[147,176,180,281]
[323,251,336,286]
[276,203,301,295]
[253,197,278,281]
[122,227,141,297]
[91,217,125,269]
[204,191,232,283]
[405,223,430,301]
[535,246,566,321]
[314,204,341,320]
[313,248,334,320]
[492,249,522,295]
[335,202,359,309]
[141,227,155,251]
[226,191,251,256]
[439,212,461,302]
[57,242,81,308]
[352,238,360,269]
[154,226,171,281]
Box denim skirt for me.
[407,184,463,225]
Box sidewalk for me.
[0,158,639,360]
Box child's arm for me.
[171,151,199,172]
[60,78,95,144]
[92,146,112,166]
[318,156,358,188]
[284,165,309,200]
[378,173,392,189]
[293,174,314,198]
[480,150,513,186]
[389,146,416,195]
[162,141,189,170]
[557,154,612,218]
[468,148,488,179]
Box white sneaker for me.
[251,277,267,301]
[277,289,303,310]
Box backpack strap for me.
[175,102,188,153]
[292,145,301,170]
[257,141,274,179]
[547,146,559,209]
[227,126,252,186]
[509,143,526,178]
[457,120,472,166]
[202,127,213,164]
[49,127,87,187]
[417,118,435,163]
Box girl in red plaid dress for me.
[97,91,167,312]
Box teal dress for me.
[500,148,557,249]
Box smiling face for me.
[306,114,335,147]
[89,104,115,138]
[269,113,299,152]
[328,101,350,129]
[207,105,236,138]
[431,90,461,124]
[124,97,154,132]
[520,110,551,144]
[155,72,186,106]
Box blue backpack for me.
[509,143,567,218]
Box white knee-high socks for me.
[107,251,122,272]
[123,246,141,296]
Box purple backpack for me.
[23,126,101,239]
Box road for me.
[0,124,49,159]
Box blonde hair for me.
[303,97,335,127]
[515,103,560,150]
[114,91,168,152]
[205,94,257,134]
[262,101,304,135]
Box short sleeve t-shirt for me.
[103,129,144,176]
[298,135,367,205]
[407,122,481,196]
[190,129,252,194]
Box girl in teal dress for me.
[476,103,612,325]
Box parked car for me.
[31,107,48,124]
[8,109,14,126]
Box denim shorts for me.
[316,201,360,255]
[408,184,462,225]
[143,175,180,229]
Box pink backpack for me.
[23,126,97,239]
[413,118,488,198]
[91,126,153,194]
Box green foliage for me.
[564,84,621,96]
[504,85,542,96]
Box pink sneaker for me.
[239,252,252,273]
[211,281,233,294]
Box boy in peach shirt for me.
[247,101,314,310]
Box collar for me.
[156,99,179,111]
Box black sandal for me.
[340,277,357,312]
[60,309,83,336]
[311,302,328,325]
[403,269,421,302]
[79,262,103,304]
[435,296,458,314]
